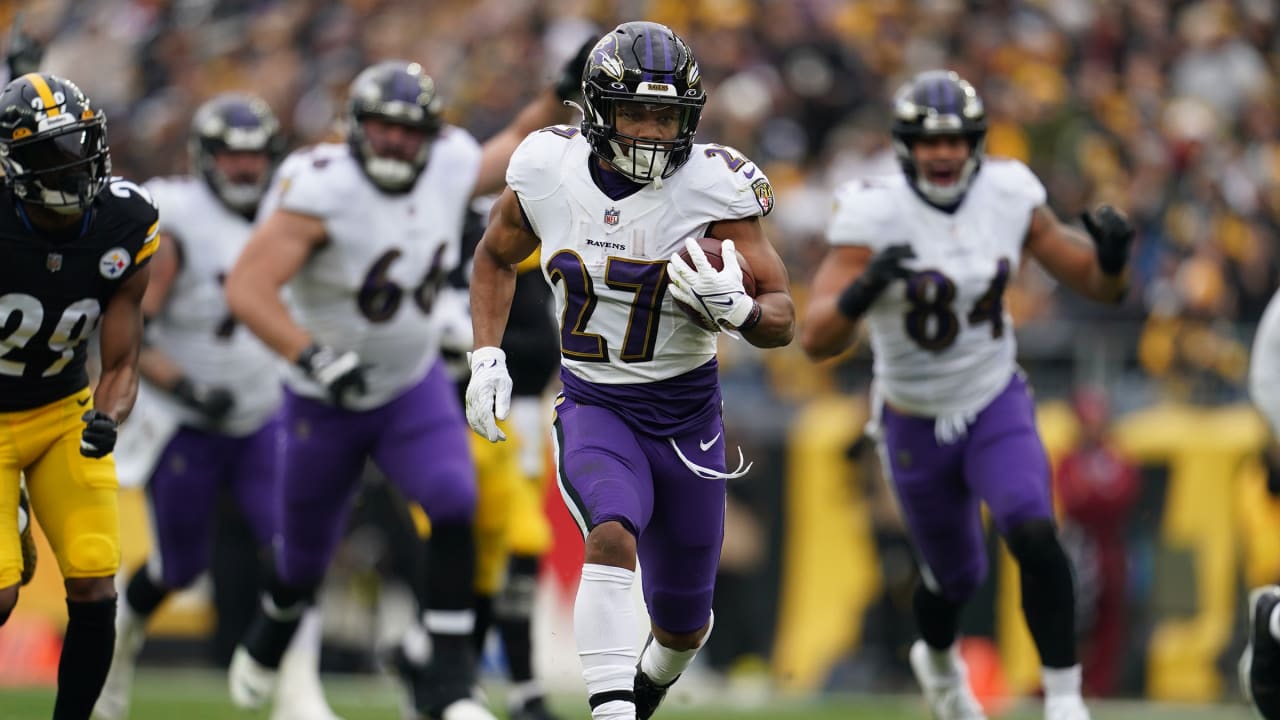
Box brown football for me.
[672,237,757,331]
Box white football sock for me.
[639,611,714,685]
[1042,664,1083,700]
[401,622,430,665]
[576,563,639,720]
[923,641,961,676]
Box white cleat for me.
[271,650,344,720]
[440,698,499,720]
[229,645,278,710]
[1044,695,1091,720]
[909,640,987,720]
[271,694,345,720]
[92,604,148,720]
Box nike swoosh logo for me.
[706,298,735,306]
[699,433,720,452]
[76,397,90,407]
[744,166,756,179]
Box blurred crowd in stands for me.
[10,0,1280,403]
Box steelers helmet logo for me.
[99,247,131,279]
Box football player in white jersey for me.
[224,60,575,720]
[1242,288,1280,720]
[93,94,342,720]
[466,22,794,720]
[801,70,1135,720]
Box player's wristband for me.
[836,277,884,320]
[736,301,763,332]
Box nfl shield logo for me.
[603,207,620,226]
[46,252,62,272]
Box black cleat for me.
[18,483,35,586]
[635,666,678,720]
[509,695,562,720]
[381,641,487,720]
[1242,585,1280,719]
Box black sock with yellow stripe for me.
[53,596,116,720]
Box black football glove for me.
[837,244,916,320]
[172,377,236,424]
[1081,205,1134,277]
[80,410,118,458]
[297,344,367,408]
[554,38,596,102]
[6,15,43,78]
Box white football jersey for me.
[827,159,1046,418]
[140,176,282,435]
[261,129,480,409]
[1251,289,1280,435]
[507,126,774,385]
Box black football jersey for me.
[0,178,159,411]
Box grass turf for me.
[0,668,1259,720]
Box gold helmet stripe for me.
[22,73,60,117]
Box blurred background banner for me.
[5,0,1280,711]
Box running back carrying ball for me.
[671,237,757,331]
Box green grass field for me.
[0,669,1262,720]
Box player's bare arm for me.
[94,264,151,423]
[707,216,794,348]
[473,92,573,198]
[225,209,326,363]
[472,41,593,197]
[471,187,541,348]
[136,232,188,388]
[800,245,873,360]
[1024,205,1131,304]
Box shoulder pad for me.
[97,177,160,266]
[826,176,902,248]
[507,126,580,201]
[979,157,1046,207]
[683,143,774,218]
[271,144,361,219]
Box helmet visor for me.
[9,123,102,183]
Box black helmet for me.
[890,70,987,207]
[189,92,285,214]
[347,61,443,193]
[581,22,706,183]
[0,73,110,214]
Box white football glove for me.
[465,346,512,442]
[667,238,755,330]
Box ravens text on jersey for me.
[0,177,159,411]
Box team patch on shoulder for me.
[99,247,131,279]
[751,177,774,216]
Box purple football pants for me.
[147,417,281,588]
[275,362,476,587]
[878,373,1053,602]
[553,395,727,635]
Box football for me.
[672,237,757,331]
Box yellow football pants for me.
[0,387,119,589]
[411,417,553,595]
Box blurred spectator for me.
[1055,388,1140,697]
